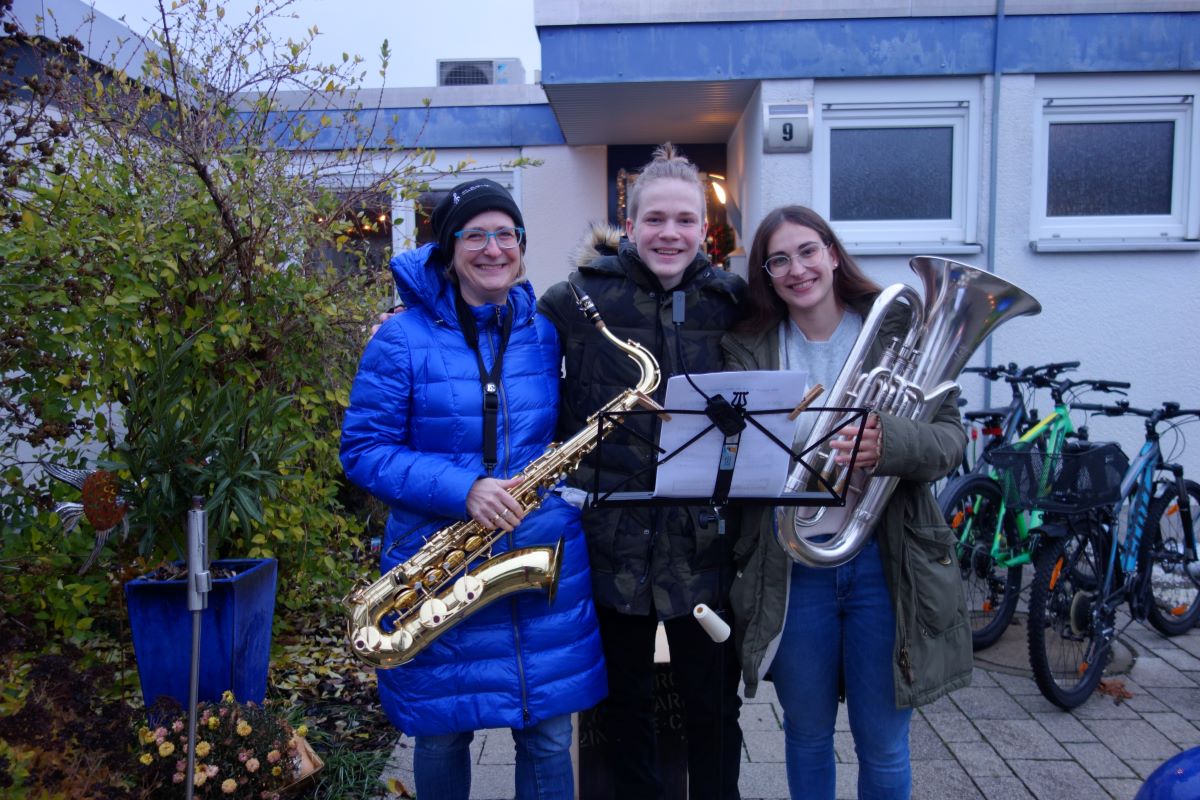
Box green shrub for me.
[0,0,438,619]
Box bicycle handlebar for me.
[1021,360,1081,378]
[962,363,1017,380]
[1033,377,1129,401]
[1071,400,1200,422]
[962,360,1081,383]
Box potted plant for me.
[46,337,301,707]
[117,337,304,708]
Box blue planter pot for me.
[125,558,277,709]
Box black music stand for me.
[588,401,869,511]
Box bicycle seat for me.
[963,408,1008,422]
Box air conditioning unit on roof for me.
[437,58,525,86]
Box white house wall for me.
[724,70,1200,473]
[519,145,609,295]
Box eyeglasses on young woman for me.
[762,242,830,277]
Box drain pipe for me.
[983,0,1007,409]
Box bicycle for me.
[940,366,1129,649]
[929,360,1054,498]
[954,361,1071,477]
[1021,400,1200,709]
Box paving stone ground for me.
[379,611,1200,799]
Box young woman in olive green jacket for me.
[722,206,971,800]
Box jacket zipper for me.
[490,306,529,720]
[512,596,531,722]
[898,526,916,685]
[899,646,915,685]
[629,292,676,589]
[487,306,511,476]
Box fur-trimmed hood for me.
[572,223,623,270]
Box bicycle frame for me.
[960,381,1031,477]
[1075,403,1200,627]
[1102,442,1158,598]
[964,403,1077,568]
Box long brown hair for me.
[736,205,880,335]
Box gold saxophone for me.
[343,285,662,669]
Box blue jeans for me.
[413,713,575,800]
[770,538,912,800]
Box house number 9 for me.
[764,104,812,153]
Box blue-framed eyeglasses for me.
[455,227,525,251]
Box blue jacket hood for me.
[389,244,537,325]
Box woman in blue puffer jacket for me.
[340,179,606,800]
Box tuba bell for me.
[775,256,1042,568]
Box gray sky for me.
[84,0,542,87]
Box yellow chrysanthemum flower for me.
[221,778,238,794]
[236,720,253,737]
[207,715,220,730]
[158,741,175,758]
[139,753,153,766]
[296,724,308,738]
[138,726,153,745]
[221,690,236,703]
[195,741,211,758]
[271,766,282,777]
[194,771,207,787]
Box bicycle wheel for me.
[1142,479,1200,636]
[1026,525,1111,709]
[940,473,1022,650]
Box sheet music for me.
[652,370,807,498]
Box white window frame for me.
[812,79,981,252]
[1031,75,1199,251]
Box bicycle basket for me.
[984,440,1129,513]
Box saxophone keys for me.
[442,550,466,570]
[390,628,414,652]
[452,575,485,604]
[352,624,413,654]
[423,567,447,585]
[393,589,419,612]
[352,626,379,654]
[418,597,450,628]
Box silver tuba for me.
[775,256,1042,568]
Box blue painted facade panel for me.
[540,13,1200,84]
[259,104,565,150]
[541,17,994,82]
[1186,14,1200,69]
[1000,15,1198,73]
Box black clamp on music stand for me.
[587,385,870,512]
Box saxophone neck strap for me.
[455,291,514,476]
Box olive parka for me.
[721,296,973,709]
